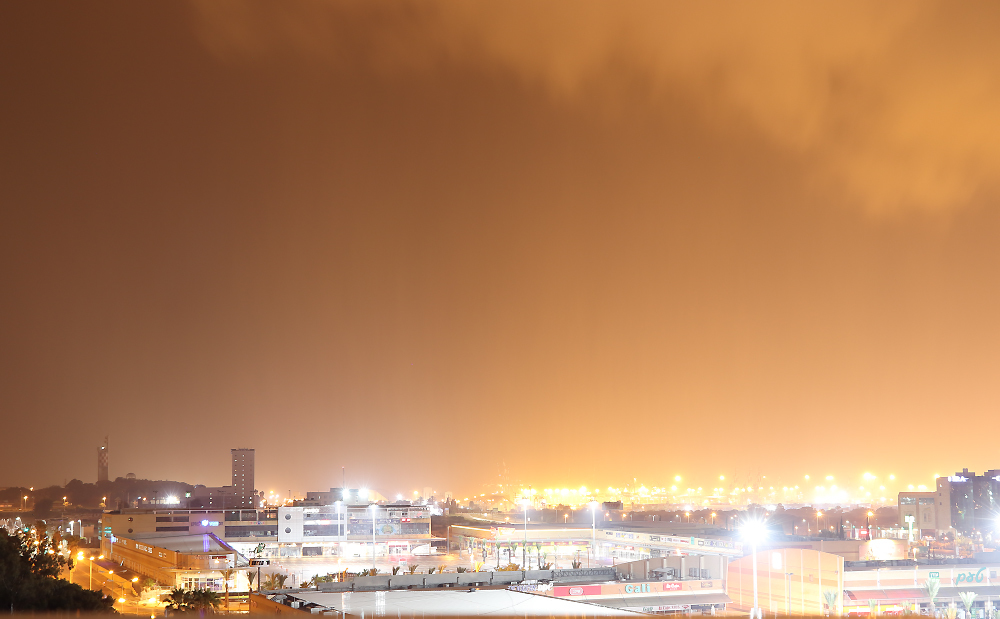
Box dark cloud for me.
[193,1,1000,213]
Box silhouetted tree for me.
[31,497,53,519]
[0,529,114,612]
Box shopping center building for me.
[100,501,436,561]
[100,532,251,591]
[449,523,742,572]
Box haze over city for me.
[3,1,1000,500]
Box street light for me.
[522,499,529,569]
[589,501,598,567]
[816,510,823,534]
[369,503,378,570]
[742,519,767,619]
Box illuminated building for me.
[302,487,387,505]
[231,448,255,508]
[100,500,435,561]
[102,532,248,592]
[900,470,1000,536]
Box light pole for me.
[785,572,793,616]
[589,501,598,567]
[522,499,528,569]
[131,577,139,614]
[336,500,342,540]
[816,511,823,535]
[370,503,378,571]
[89,556,95,589]
[743,519,766,619]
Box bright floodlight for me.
[742,519,768,543]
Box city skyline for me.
[1,438,982,506]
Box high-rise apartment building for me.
[231,448,255,507]
[97,437,109,482]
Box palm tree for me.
[189,589,222,613]
[924,577,941,613]
[262,573,287,591]
[824,590,841,616]
[221,569,235,610]
[166,587,191,612]
[246,570,256,592]
[960,592,978,617]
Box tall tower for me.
[231,448,255,508]
[97,436,109,482]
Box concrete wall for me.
[727,548,844,616]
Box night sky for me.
[2,2,1000,498]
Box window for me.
[156,526,188,532]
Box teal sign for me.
[955,568,986,585]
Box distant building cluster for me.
[898,468,1000,537]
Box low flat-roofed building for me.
[101,503,436,561]
[451,523,742,569]
[102,532,250,591]
[841,561,1000,614]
